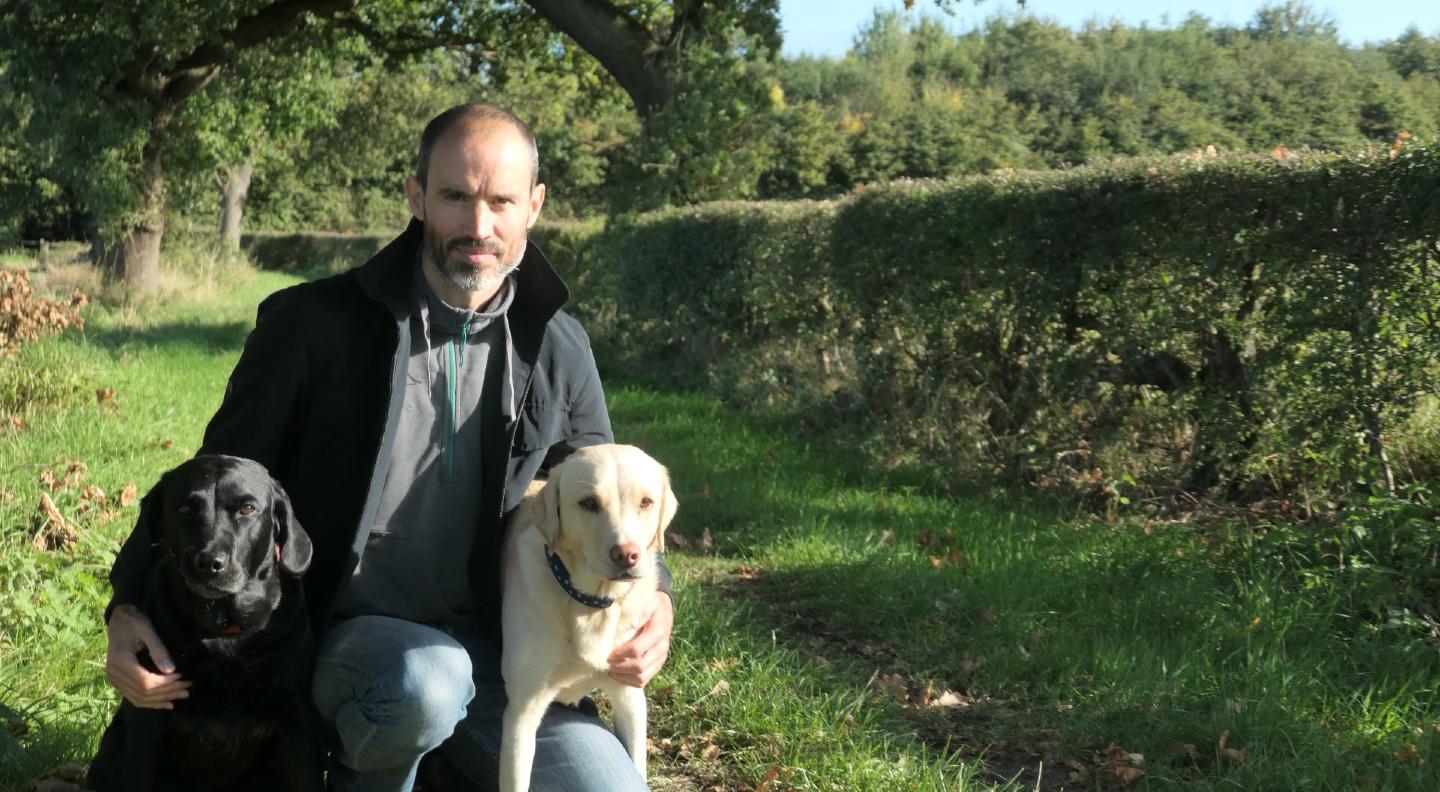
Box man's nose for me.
[465,200,496,238]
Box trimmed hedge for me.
[569,146,1440,506]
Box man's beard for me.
[424,227,525,294]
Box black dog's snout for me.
[193,552,228,577]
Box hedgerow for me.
[566,145,1440,512]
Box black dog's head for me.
[135,455,312,633]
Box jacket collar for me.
[354,218,570,323]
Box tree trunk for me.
[219,162,254,251]
[104,131,167,294]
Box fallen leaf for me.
[119,483,138,508]
[7,414,21,432]
[82,485,107,505]
[95,388,115,404]
[755,765,783,791]
[707,680,731,697]
[709,658,737,672]
[34,492,77,552]
[159,439,174,450]
[947,548,968,568]
[699,527,714,551]
[916,531,934,548]
[701,743,721,761]
[1220,747,1246,765]
[930,690,966,708]
[878,529,895,545]
[1113,766,1146,783]
[960,656,983,674]
[919,680,936,705]
[38,469,57,491]
[874,673,909,702]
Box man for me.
[102,103,673,791]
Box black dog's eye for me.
[640,497,654,509]
[237,504,257,517]
[177,505,195,516]
[579,497,600,512]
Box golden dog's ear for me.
[653,466,678,554]
[539,474,563,546]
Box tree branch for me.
[524,0,673,117]
[114,0,358,106]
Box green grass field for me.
[2,260,1438,791]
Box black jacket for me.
[108,219,643,636]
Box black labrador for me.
[87,455,322,792]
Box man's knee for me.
[314,618,476,771]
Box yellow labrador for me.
[500,443,677,792]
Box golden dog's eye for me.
[580,497,600,512]
[237,504,257,517]
[640,497,654,509]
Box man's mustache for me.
[446,237,503,256]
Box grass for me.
[2,252,1438,790]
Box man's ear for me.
[270,479,313,577]
[526,182,546,230]
[653,466,678,554]
[405,175,426,222]
[540,474,563,546]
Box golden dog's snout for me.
[610,543,641,568]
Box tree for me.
[1,0,356,292]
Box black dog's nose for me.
[193,553,227,577]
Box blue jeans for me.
[312,615,649,792]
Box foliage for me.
[566,145,1440,506]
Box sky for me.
[778,0,1440,58]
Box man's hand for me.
[608,592,673,688]
[105,604,191,709]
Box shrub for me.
[565,144,1440,507]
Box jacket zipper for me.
[446,325,468,479]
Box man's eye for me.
[237,504,257,517]
[579,497,600,512]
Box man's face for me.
[405,123,545,295]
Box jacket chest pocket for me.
[512,398,572,454]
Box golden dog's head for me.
[538,444,677,583]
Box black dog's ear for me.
[270,479,313,577]
[135,477,169,547]
[107,474,172,616]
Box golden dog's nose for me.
[610,543,640,568]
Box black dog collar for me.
[544,544,613,609]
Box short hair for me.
[414,103,540,189]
